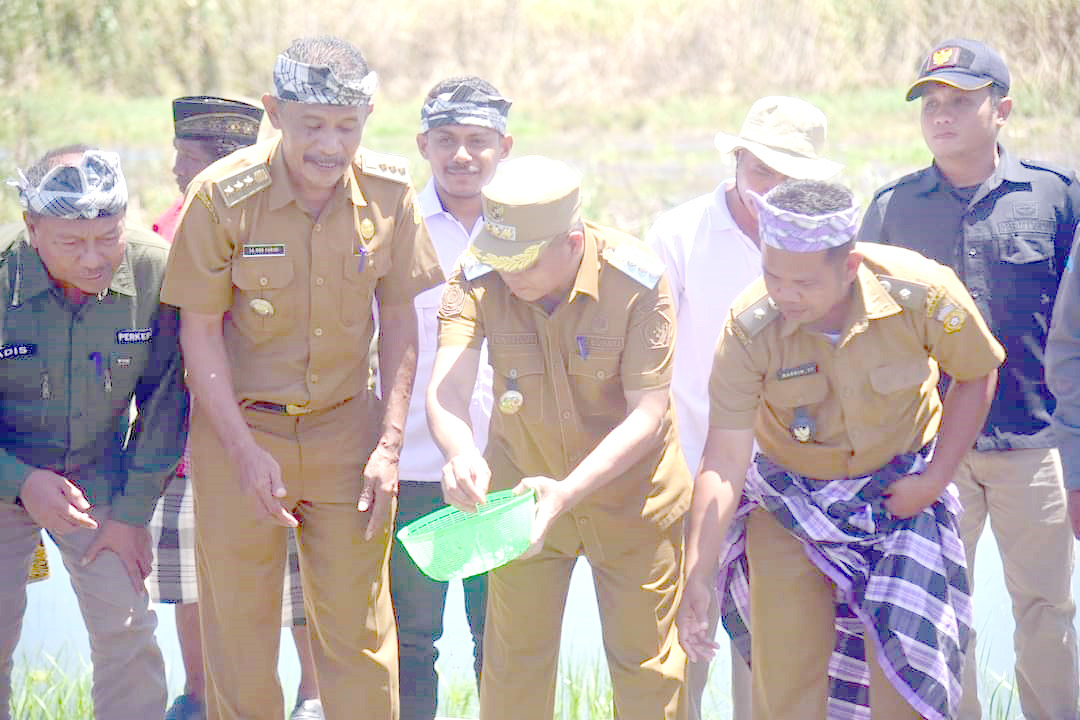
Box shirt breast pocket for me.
[341,247,385,326]
[231,256,295,343]
[869,358,932,397]
[568,354,622,415]
[765,373,828,410]
[490,349,546,423]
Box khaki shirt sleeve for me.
[923,268,1005,380]
[621,274,676,391]
[436,274,484,350]
[375,184,445,307]
[160,184,237,313]
[708,314,765,430]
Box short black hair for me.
[766,180,855,262]
[281,36,370,87]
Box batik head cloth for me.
[273,54,378,106]
[752,190,859,253]
[420,81,512,135]
[10,150,128,219]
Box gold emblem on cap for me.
[488,203,505,221]
[249,298,275,317]
[498,389,524,415]
[931,47,955,68]
[360,218,375,241]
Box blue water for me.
[13,528,1080,717]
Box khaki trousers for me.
[954,447,1078,720]
[686,568,751,720]
[480,510,687,720]
[0,503,166,720]
[745,509,920,720]
[190,396,398,720]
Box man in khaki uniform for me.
[161,36,443,720]
[679,180,1004,719]
[427,155,691,720]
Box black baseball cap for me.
[906,38,1010,101]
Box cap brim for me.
[469,231,555,273]
[714,133,844,181]
[905,73,993,101]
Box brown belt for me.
[246,396,353,416]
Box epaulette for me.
[601,244,663,289]
[870,167,929,203]
[215,163,272,208]
[360,150,410,184]
[875,274,929,310]
[733,295,779,341]
[1019,158,1077,185]
[459,249,494,281]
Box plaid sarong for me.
[148,446,307,626]
[715,449,971,720]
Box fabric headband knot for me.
[273,54,378,106]
[752,191,859,252]
[9,150,128,220]
[420,84,511,135]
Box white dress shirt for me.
[645,181,761,471]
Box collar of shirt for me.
[417,178,482,234]
[922,144,1022,203]
[10,232,136,306]
[779,261,902,341]
[264,135,367,213]
[566,222,603,304]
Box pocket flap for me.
[232,257,294,290]
[869,358,931,395]
[767,373,828,408]
[568,354,620,381]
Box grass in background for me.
[9,655,91,720]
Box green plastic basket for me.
[396,488,535,581]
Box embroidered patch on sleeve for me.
[642,311,674,349]
[438,283,467,319]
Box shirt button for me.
[310,373,319,383]
[313,328,323,337]
[561,411,571,420]
[971,290,981,299]
[313,224,322,233]
[596,370,606,379]
[316,277,325,286]
[968,248,977,257]
[259,276,269,287]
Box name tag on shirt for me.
[0,343,36,359]
[242,244,286,258]
[116,329,153,344]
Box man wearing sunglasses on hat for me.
[0,145,187,720]
[162,36,443,720]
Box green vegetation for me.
[10,653,1023,719]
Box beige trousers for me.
[954,447,1078,720]
[745,509,921,720]
[0,503,166,720]
[480,510,687,720]
[190,396,398,720]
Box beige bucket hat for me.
[714,96,843,181]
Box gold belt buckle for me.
[285,403,313,416]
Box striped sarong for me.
[715,448,971,720]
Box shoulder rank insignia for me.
[602,244,663,289]
[733,295,779,342]
[216,163,272,208]
[360,150,410,184]
[875,274,929,310]
[460,249,494,281]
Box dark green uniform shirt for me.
[0,223,187,526]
